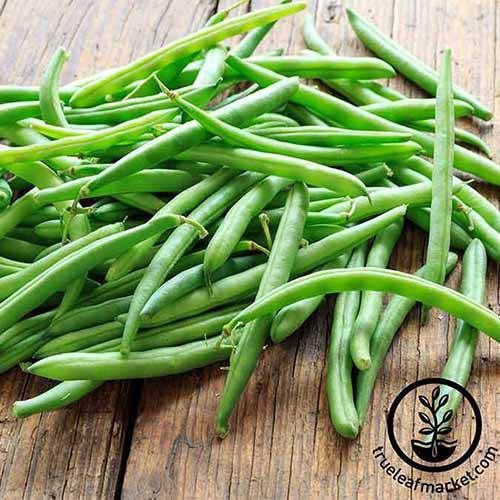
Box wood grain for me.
[0,0,498,498]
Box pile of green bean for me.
[0,2,498,442]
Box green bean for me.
[203,176,291,284]
[47,296,132,336]
[302,25,491,156]
[0,332,47,374]
[407,120,492,157]
[90,304,244,353]
[34,169,201,205]
[169,160,220,175]
[141,206,407,328]
[245,204,351,235]
[361,98,472,122]
[346,8,492,120]
[0,123,86,171]
[327,242,368,438]
[0,85,75,104]
[12,380,104,418]
[0,215,204,333]
[70,2,305,106]
[216,182,309,437]
[0,265,22,277]
[285,103,329,126]
[124,55,197,100]
[84,240,262,306]
[173,54,395,87]
[0,311,55,350]
[0,189,40,240]
[225,55,500,186]
[268,187,341,209]
[232,0,291,57]
[248,113,299,128]
[0,150,82,219]
[223,264,499,342]
[68,86,213,125]
[452,207,500,262]
[424,50,454,321]
[142,254,267,321]
[0,256,29,270]
[36,321,124,358]
[40,47,70,127]
[349,220,403,370]
[178,143,375,195]
[80,78,299,197]
[194,45,227,87]
[0,110,176,167]
[0,237,44,262]
[321,182,446,223]
[12,303,247,417]
[20,118,107,139]
[110,193,166,214]
[92,202,142,222]
[21,206,60,226]
[241,54,397,79]
[437,240,487,421]
[0,101,41,125]
[210,84,259,111]
[270,253,352,343]
[62,163,112,178]
[355,164,392,186]
[26,335,231,381]
[121,171,264,354]
[252,126,412,145]
[106,168,238,281]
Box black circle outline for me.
[387,377,482,473]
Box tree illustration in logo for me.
[411,386,458,462]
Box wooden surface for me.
[0,0,499,498]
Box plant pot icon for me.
[411,386,459,463]
[411,439,458,463]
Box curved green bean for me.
[222,267,499,342]
[327,242,367,438]
[346,8,492,120]
[40,47,70,127]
